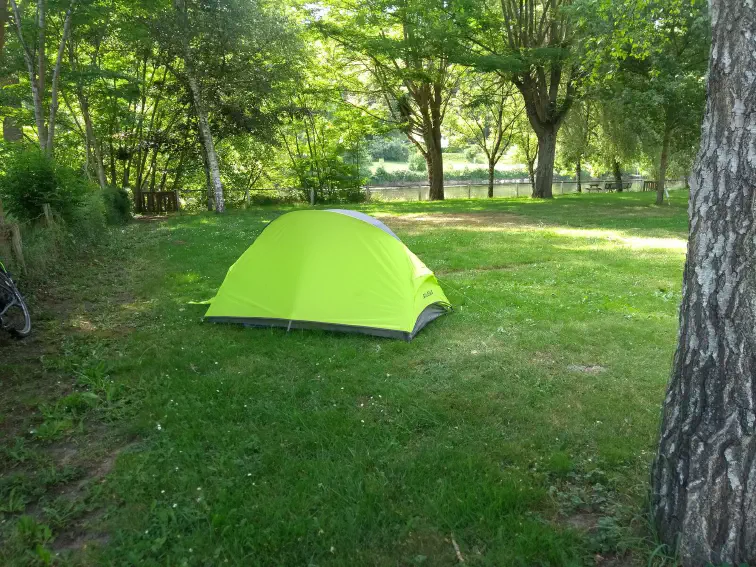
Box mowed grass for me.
[2,192,688,566]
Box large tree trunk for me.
[488,159,495,198]
[174,0,224,213]
[514,69,573,200]
[45,2,74,157]
[576,157,582,193]
[532,127,556,198]
[656,127,671,205]
[423,106,444,201]
[426,147,444,201]
[651,0,756,564]
[612,159,623,192]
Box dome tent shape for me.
[204,209,451,340]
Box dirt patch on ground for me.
[564,511,602,531]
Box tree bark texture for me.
[656,127,671,205]
[488,160,495,198]
[422,84,445,201]
[651,0,756,564]
[576,158,582,193]
[533,126,556,198]
[426,146,444,201]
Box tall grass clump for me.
[0,148,131,283]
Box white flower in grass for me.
[172,503,177,508]
[156,423,162,431]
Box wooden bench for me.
[604,182,631,192]
[643,181,657,192]
[586,183,603,193]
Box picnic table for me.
[585,182,631,193]
[604,181,631,192]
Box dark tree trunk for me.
[651,1,756,564]
[513,67,574,200]
[527,160,536,194]
[532,127,556,198]
[656,127,671,205]
[612,159,623,192]
[425,148,444,201]
[576,157,582,193]
[488,160,495,198]
[423,104,444,201]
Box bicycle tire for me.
[0,273,31,339]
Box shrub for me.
[69,192,108,246]
[464,146,482,163]
[0,150,92,223]
[368,136,410,162]
[408,152,427,172]
[102,186,132,224]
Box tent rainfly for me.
[204,209,451,340]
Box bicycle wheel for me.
[0,276,31,338]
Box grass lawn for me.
[0,192,689,566]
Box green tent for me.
[204,209,451,340]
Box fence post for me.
[418,188,422,201]
[10,224,26,274]
[309,187,315,206]
[468,185,471,199]
[560,181,564,195]
[43,203,54,226]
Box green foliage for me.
[368,135,410,162]
[102,187,132,225]
[408,151,427,172]
[0,150,92,223]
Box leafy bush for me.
[69,191,108,242]
[0,150,92,223]
[464,146,482,164]
[368,136,410,162]
[408,152,427,172]
[102,186,132,224]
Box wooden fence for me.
[138,191,180,214]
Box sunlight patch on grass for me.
[550,227,687,251]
